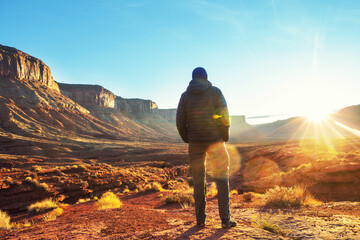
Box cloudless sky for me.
[1,0,360,120]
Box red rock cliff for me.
[0,44,59,92]
[58,83,115,108]
[126,98,159,114]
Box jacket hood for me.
[186,79,212,94]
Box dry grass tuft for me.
[263,185,321,208]
[140,182,164,192]
[28,199,59,213]
[242,192,263,202]
[229,189,238,197]
[42,207,63,221]
[165,191,194,208]
[96,191,122,210]
[0,210,11,230]
[251,211,291,236]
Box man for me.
[176,67,236,228]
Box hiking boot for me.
[221,220,237,228]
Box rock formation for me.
[57,83,160,114]
[0,44,59,92]
[126,98,159,114]
[115,96,131,112]
[58,83,115,108]
[159,109,177,124]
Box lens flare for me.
[304,109,329,124]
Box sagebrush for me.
[96,191,122,210]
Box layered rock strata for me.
[58,83,115,108]
[126,98,159,113]
[0,44,59,91]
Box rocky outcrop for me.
[231,142,360,201]
[126,98,159,114]
[58,83,115,108]
[159,109,176,124]
[115,96,131,112]
[57,83,160,115]
[0,44,59,92]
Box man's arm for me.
[216,89,230,142]
[176,93,189,143]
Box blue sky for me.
[1,0,360,119]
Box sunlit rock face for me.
[231,142,360,201]
[125,99,159,114]
[58,83,159,114]
[0,44,59,92]
[115,96,131,112]
[58,83,116,108]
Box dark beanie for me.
[192,67,208,80]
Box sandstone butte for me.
[0,44,59,92]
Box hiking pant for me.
[189,142,230,224]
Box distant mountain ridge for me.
[0,44,178,145]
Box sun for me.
[304,109,330,123]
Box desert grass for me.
[263,185,321,208]
[28,199,59,213]
[251,211,291,236]
[165,191,194,208]
[42,207,64,221]
[0,210,11,230]
[242,192,263,202]
[139,182,164,192]
[229,189,238,197]
[96,191,122,210]
[22,219,34,228]
[24,177,50,191]
[76,198,91,204]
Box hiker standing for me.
[176,67,236,228]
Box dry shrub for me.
[31,165,42,172]
[96,191,122,210]
[165,191,194,208]
[24,177,49,191]
[28,199,59,213]
[0,210,11,230]
[140,182,164,192]
[42,207,63,221]
[76,198,90,204]
[263,185,321,208]
[167,180,190,191]
[229,189,238,197]
[242,192,262,202]
[251,211,291,236]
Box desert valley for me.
[1,44,360,239]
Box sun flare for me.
[304,110,330,123]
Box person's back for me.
[176,68,229,144]
[176,67,236,228]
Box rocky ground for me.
[1,191,360,239]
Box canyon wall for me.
[159,109,176,124]
[58,83,116,108]
[126,98,159,114]
[0,44,59,92]
[58,83,160,114]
